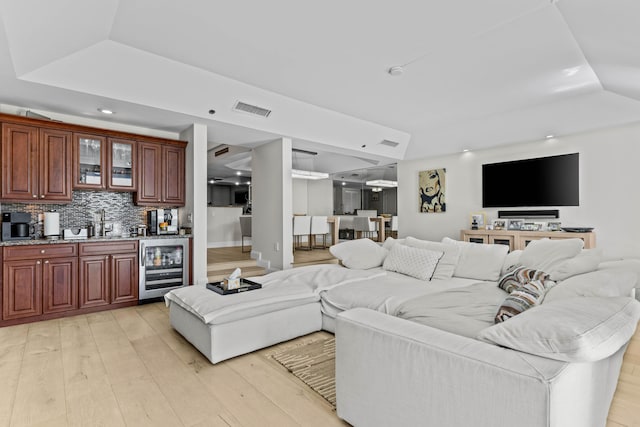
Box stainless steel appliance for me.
[139,238,189,300]
[1,212,33,241]
[147,209,179,235]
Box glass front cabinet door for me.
[73,133,106,189]
[107,138,137,191]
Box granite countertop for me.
[0,234,192,246]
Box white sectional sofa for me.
[165,236,640,427]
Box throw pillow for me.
[500,250,522,277]
[547,248,602,281]
[405,236,461,280]
[495,279,555,323]
[441,237,509,281]
[382,244,443,281]
[545,270,637,302]
[498,266,550,294]
[329,238,388,270]
[518,238,584,273]
[478,297,640,362]
[382,236,405,251]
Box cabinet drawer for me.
[79,240,138,256]
[3,243,77,261]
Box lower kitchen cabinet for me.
[1,240,138,325]
[79,241,138,308]
[2,244,78,321]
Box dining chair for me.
[293,215,312,251]
[239,216,252,253]
[310,216,330,248]
[353,216,378,241]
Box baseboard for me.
[251,249,271,270]
[207,240,249,248]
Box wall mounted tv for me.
[482,153,579,208]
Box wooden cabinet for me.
[135,142,185,206]
[136,142,162,203]
[78,240,138,308]
[460,229,596,251]
[2,244,78,321]
[1,123,72,202]
[73,133,106,189]
[107,138,137,191]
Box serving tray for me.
[206,278,262,295]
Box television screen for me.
[234,191,248,205]
[482,153,579,208]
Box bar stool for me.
[293,215,312,251]
[310,216,330,249]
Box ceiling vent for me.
[214,146,229,157]
[233,101,272,118]
[379,139,400,148]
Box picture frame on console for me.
[547,221,562,231]
[492,219,506,230]
[507,219,524,230]
[470,212,486,229]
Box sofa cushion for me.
[545,270,637,302]
[382,236,405,251]
[501,250,522,276]
[495,279,555,323]
[546,248,602,281]
[329,238,388,270]
[405,237,461,280]
[498,266,550,294]
[518,238,584,273]
[382,244,443,281]
[442,237,509,281]
[478,297,640,362]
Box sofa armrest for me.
[335,308,623,427]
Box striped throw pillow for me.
[498,266,550,294]
[495,279,556,323]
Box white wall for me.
[252,138,294,270]
[398,121,640,258]
[307,179,334,216]
[292,179,308,215]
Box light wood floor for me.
[0,303,345,427]
[0,302,638,426]
[206,246,338,282]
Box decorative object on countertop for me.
[43,211,60,240]
[62,228,88,240]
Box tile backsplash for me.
[1,191,162,237]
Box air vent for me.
[380,139,400,148]
[214,147,229,157]
[233,101,272,118]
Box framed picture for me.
[470,212,486,229]
[507,219,524,230]
[521,222,538,231]
[419,168,446,213]
[492,219,506,230]
[547,221,561,231]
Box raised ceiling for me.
[1,0,639,166]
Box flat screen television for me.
[482,153,579,208]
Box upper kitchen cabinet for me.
[73,133,106,190]
[107,138,137,191]
[135,142,185,206]
[1,123,72,203]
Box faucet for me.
[100,209,106,237]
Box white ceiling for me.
[1,0,640,174]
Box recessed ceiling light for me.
[236,171,242,175]
[462,149,470,153]
[98,108,114,115]
[235,182,240,186]
[208,179,215,184]
[388,66,404,76]
[247,181,251,185]
[545,134,555,139]
[342,182,346,186]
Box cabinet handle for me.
[44,260,49,264]
[40,195,45,199]
[36,261,41,265]
[40,249,45,254]
[32,194,37,198]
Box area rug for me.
[271,337,336,407]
